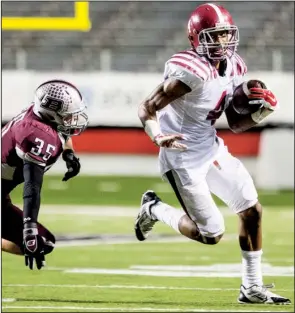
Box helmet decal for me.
[33,80,88,136]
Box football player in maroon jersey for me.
[2,79,88,270]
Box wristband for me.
[62,149,75,161]
[251,108,273,124]
[144,120,162,141]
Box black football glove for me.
[62,149,81,182]
[23,223,46,270]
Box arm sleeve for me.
[23,161,44,224]
[163,62,202,91]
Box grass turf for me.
[2,201,294,312]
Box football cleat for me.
[134,190,161,241]
[238,283,291,305]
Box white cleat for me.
[134,190,161,241]
[238,283,291,305]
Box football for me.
[231,79,267,115]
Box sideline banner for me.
[2,70,294,127]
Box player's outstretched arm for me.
[61,137,81,182]
[63,137,73,150]
[22,161,46,270]
[62,149,81,182]
[138,78,191,150]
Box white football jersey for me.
[158,49,247,175]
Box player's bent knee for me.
[239,202,262,223]
[179,214,225,245]
[199,221,225,245]
[202,233,224,245]
[200,215,225,245]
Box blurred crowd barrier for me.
[3,70,294,126]
[2,70,294,190]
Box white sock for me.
[241,250,263,288]
[150,201,186,233]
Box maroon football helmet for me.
[187,3,239,60]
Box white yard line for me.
[2,299,16,303]
[54,234,237,247]
[18,205,293,218]
[54,233,292,247]
[32,263,291,278]
[1,305,287,312]
[55,237,193,247]
[63,268,294,278]
[263,258,294,263]
[3,284,294,292]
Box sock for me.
[150,202,186,233]
[241,250,263,288]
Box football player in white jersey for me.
[134,3,290,305]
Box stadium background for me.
[2,1,294,312]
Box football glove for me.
[62,149,81,182]
[248,88,278,111]
[153,134,187,151]
[23,223,46,270]
[144,120,187,151]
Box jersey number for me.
[30,138,56,161]
[206,91,227,125]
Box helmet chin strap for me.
[208,58,227,76]
[191,44,227,77]
[217,59,227,76]
[36,111,60,131]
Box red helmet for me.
[187,3,239,60]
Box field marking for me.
[263,258,294,263]
[26,264,293,278]
[52,236,293,249]
[2,306,287,312]
[45,262,293,278]
[64,268,294,278]
[55,234,239,248]
[2,299,16,303]
[131,264,294,272]
[3,284,294,292]
[12,262,290,278]
[33,205,294,217]
[56,237,190,247]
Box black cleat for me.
[134,190,161,241]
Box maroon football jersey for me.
[2,105,64,195]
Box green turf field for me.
[2,175,294,312]
[9,175,295,207]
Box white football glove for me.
[154,134,187,151]
[144,120,187,151]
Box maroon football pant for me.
[2,195,55,254]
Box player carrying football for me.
[2,80,88,270]
[134,3,290,305]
